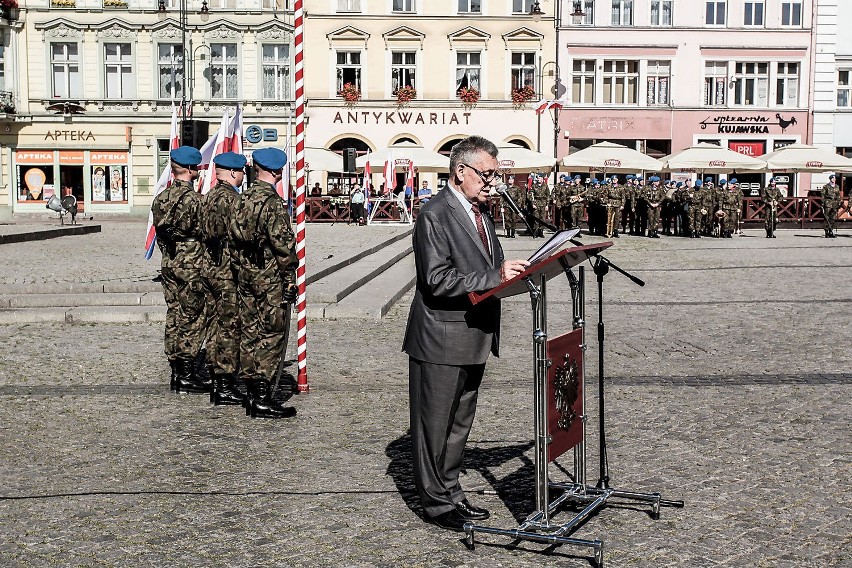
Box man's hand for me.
[500,259,530,283]
[282,285,298,304]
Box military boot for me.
[194,349,212,389]
[212,373,244,406]
[248,378,296,419]
[169,359,178,391]
[174,357,211,394]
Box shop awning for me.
[496,144,556,171]
[561,141,663,173]
[661,143,767,173]
[760,143,852,173]
[356,141,449,172]
[304,147,347,172]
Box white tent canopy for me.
[561,141,663,173]
[304,147,346,172]
[496,144,556,171]
[760,143,852,173]
[356,141,449,171]
[661,142,767,173]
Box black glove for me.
[282,285,298,304]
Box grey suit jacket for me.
[402,187,505,366]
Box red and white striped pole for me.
[294,0,309,393]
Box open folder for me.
[527,228,581,265]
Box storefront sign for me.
[90,151,129,164]
[245,125,277,143]
[700,114,799,134]
[332,111,472,126]
[15,151,53,164]
[59,151,85,165]
[43,130,96,142]
[728,141,765,157]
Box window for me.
[104,43,134,99]
[705,1,726,25]
[337,0,360,12]
[51,43,82,99]
[336,50,362,92]
[650,0,672,26]
[513,0,535,12]
[0,43,6,92]
[744,1,764,26]
[603,60,638,104]
[733,62,768,106]
[393,0,414,11]
[511,52,536,92]
[647,60,670,106]
[209,0,237,7]
[781,1,802,26]
[391,51,416,94]
[571,59,595,104]
[210,43,238,99]
[611,1,633,25]
[455,52,481,93]
[262,44,290,100]
[158,44,183,99]
[262,0,289,8]
[703,61,728,106]
[839,70,852,108]
[775,62,798,106]
[575,0,595,25]
[458,0,481,13]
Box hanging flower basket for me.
[458,87,480,106]
[395,85,417,106]
[511,85,537,105]
[338,82,361,106]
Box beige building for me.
[303,0,556,190]
[0,0,295,220]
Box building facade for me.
[0,0,295,221]
[559,0,815,195]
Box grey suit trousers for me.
[409,357,485,517]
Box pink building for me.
[556,0,813,195]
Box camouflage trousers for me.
[647,206,661,233]
[160,266,206,361]
[824,203,838,231]
[571,205,584,230]
[503,209,517,234]
[688,208,702,235]
[765,208,778,233]
[203,276,240,375]
[237,275,290,382]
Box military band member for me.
[151,146,210,394]
[634,175,648,236]
[525,173,549,237]
[673,181,689,236]
[553,174,568,230]
[661,180,676,235]
[821,173,840,238]
[761,177,784,238]
[606,175,625,238]
[724,178,744,238]
[566,175,586,234]
[502,174,523,238]
[688,179,704,238]
[644,176,666,238]
[699,179,715,236]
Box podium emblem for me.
[553,353,579,430]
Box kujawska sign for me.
[699,114,799,134]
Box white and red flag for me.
[226,105,243,154]
[199,110,230,195]
[383,152,396,194]
[144,104,180,259]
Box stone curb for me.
[0,224,101,245]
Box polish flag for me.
[144,105,180,260]
[406,160,415,215]
[226,105,243,154]
[199,110,230,194]
[533,98,549,115]
[548,91,569,112]
[383,153,396,194]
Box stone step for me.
[323,255,415,320]
[307,226,413,285]
[2,281,162,295]
[309,239,413,304]
[0,305,166,325]
[0,292,164,308]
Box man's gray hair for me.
[449,136,499,176]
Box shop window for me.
[611,0,633,25]
[744,1,764,26]
[393,0,415,12]
[650,0,672,26]
[837,70,851,108]
[51,42,82,99]
[262,44,290,100]
[781,1,802,27]
[571,59,596,104]
[17,154,55,202]
[337,0,361,12]
[733,62,768,107]
[510,52,536,93]
[512,0,535,13]
[104,43,134,99]
[647,60,670,106]
[775,62,799,107]
[91,163,128,202]
[336,50,362,93]
[158,43,184,100]
[455,52,481,94]
[705,1,726,26]
[391,51,416,95]
[603,60,638,105]
[458,0,480,14]
[211,43,239,99]
[704,61,727,106]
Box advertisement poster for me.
[92,166,107,201]
[90,152,129,203]
[109,165,127,201]
[18,166,54,201]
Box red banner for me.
[547,328,584,462]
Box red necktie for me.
[472,206,491,258]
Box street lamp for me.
[570,1,586,24]
[529,1,543,21]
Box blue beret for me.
[170,146,202,167]
[704,177,713,183]
[611,175,619,180]
[625,175,634,180]
[213,151,247,170]
[829,173,836,179]
[592,178,600,185]
[573,175,581,180]
[676,182,683,188]
[649,176,660,182]
[602,178,610,185]
[694,179,703,187]
[768,177,776,183]
[719,179,727,186]
[253,147,288,171]
[729,178,738,184]
[560,174,568,180]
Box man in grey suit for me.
[403,136,529,532]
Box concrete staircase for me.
[0,229,415,324]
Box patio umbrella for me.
[662,142,767,173]
[496,144,556,171]
[356,141,449,172]
[561,141,663,173]
[305,147,346,172]
[760,143,852,173]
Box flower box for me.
[458,87,480,105]
[338,82,361,104]
[512,85,537,105]
[395,85,416,105]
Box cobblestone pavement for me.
[0,228,850,567]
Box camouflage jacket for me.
[228,180,297,287]
[502,184,523,211]
[724,189,744,211]
[761,186,784,204]
[566,182,587,206]
[821,182,840,205]
[606,184,625,208]
[644,185,667,208]
[201,180,240,280]
[150,178,204,269]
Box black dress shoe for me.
[430,509,469,532]
[456,499,490,521]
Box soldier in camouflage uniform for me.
[229,148,298,419]
[565,175,586,234]
[201,152,246,406]
[697,179,715,236]
[644,176,666,238]
[501,174,522,238]
[721,179,744,238]
[761,177,784,238]
[605,175,625,238]
[710,179,729,237]
[821,174,840,238]
[525,173,549,237]
[151,146,209,394]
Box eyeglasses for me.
[462,163,498,186]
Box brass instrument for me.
[568,190,589,204]
[715,209,726,219]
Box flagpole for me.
[294,0,309,393]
